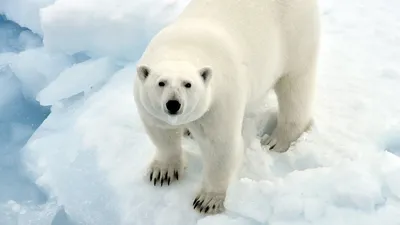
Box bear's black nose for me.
[166,100,181,115]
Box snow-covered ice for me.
[1,0,400,224]
[40,0,191,60]
[0,0,55,35]
[0,16,53,224]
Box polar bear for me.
[133,0,320,214]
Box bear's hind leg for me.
[143,122,185,186]
[261,69,316,152]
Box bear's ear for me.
[137,65,151,82]
[199,67,212,85]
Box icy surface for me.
[0,16,55,224]
[40,0,191,60]
[1,0,400,224]
[37,57,121,106]
[0,0,55,35]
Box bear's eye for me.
[184,82,192,88]
[158,81,166,87]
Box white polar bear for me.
[133,0,320,214]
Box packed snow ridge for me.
[0,0,400,224]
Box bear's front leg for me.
[190,111,244,214]
[142,121,185,186]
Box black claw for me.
[174,171,179,180]
[167,177,171,185]
[199,207,204,213]
[212,205,215,209]
[157,172,161,180]
[164,172,168,180]
[153,177,157,186]
[193,197,199,206]
[269,144,276,150]
[196,200,204,209]
[150,172,153,181]
[205,206,210,213]
[194,200,201,209]
[161,178,164,186]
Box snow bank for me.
[0,201,60,225]
[0,0,55,35]
[40,0,190,60]
[37,57,121,106]
[0,16,56,225]
[10,48,73,101]
[226,153,400,225]
[1,0,192,223]
[0,17,42,51]
[0,53,19,109]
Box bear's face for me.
[136,61,212,126]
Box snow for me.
[1,0,400,224]
[0,16,53,224]
[0,0,55,35]
[40,0,191,60]
[37,57,121,106]
[10,48,73,101]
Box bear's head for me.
[135,60,213,126]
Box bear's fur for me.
[133,0,320,214]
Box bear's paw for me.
[147,158,184,186]
[192,190,226,214]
